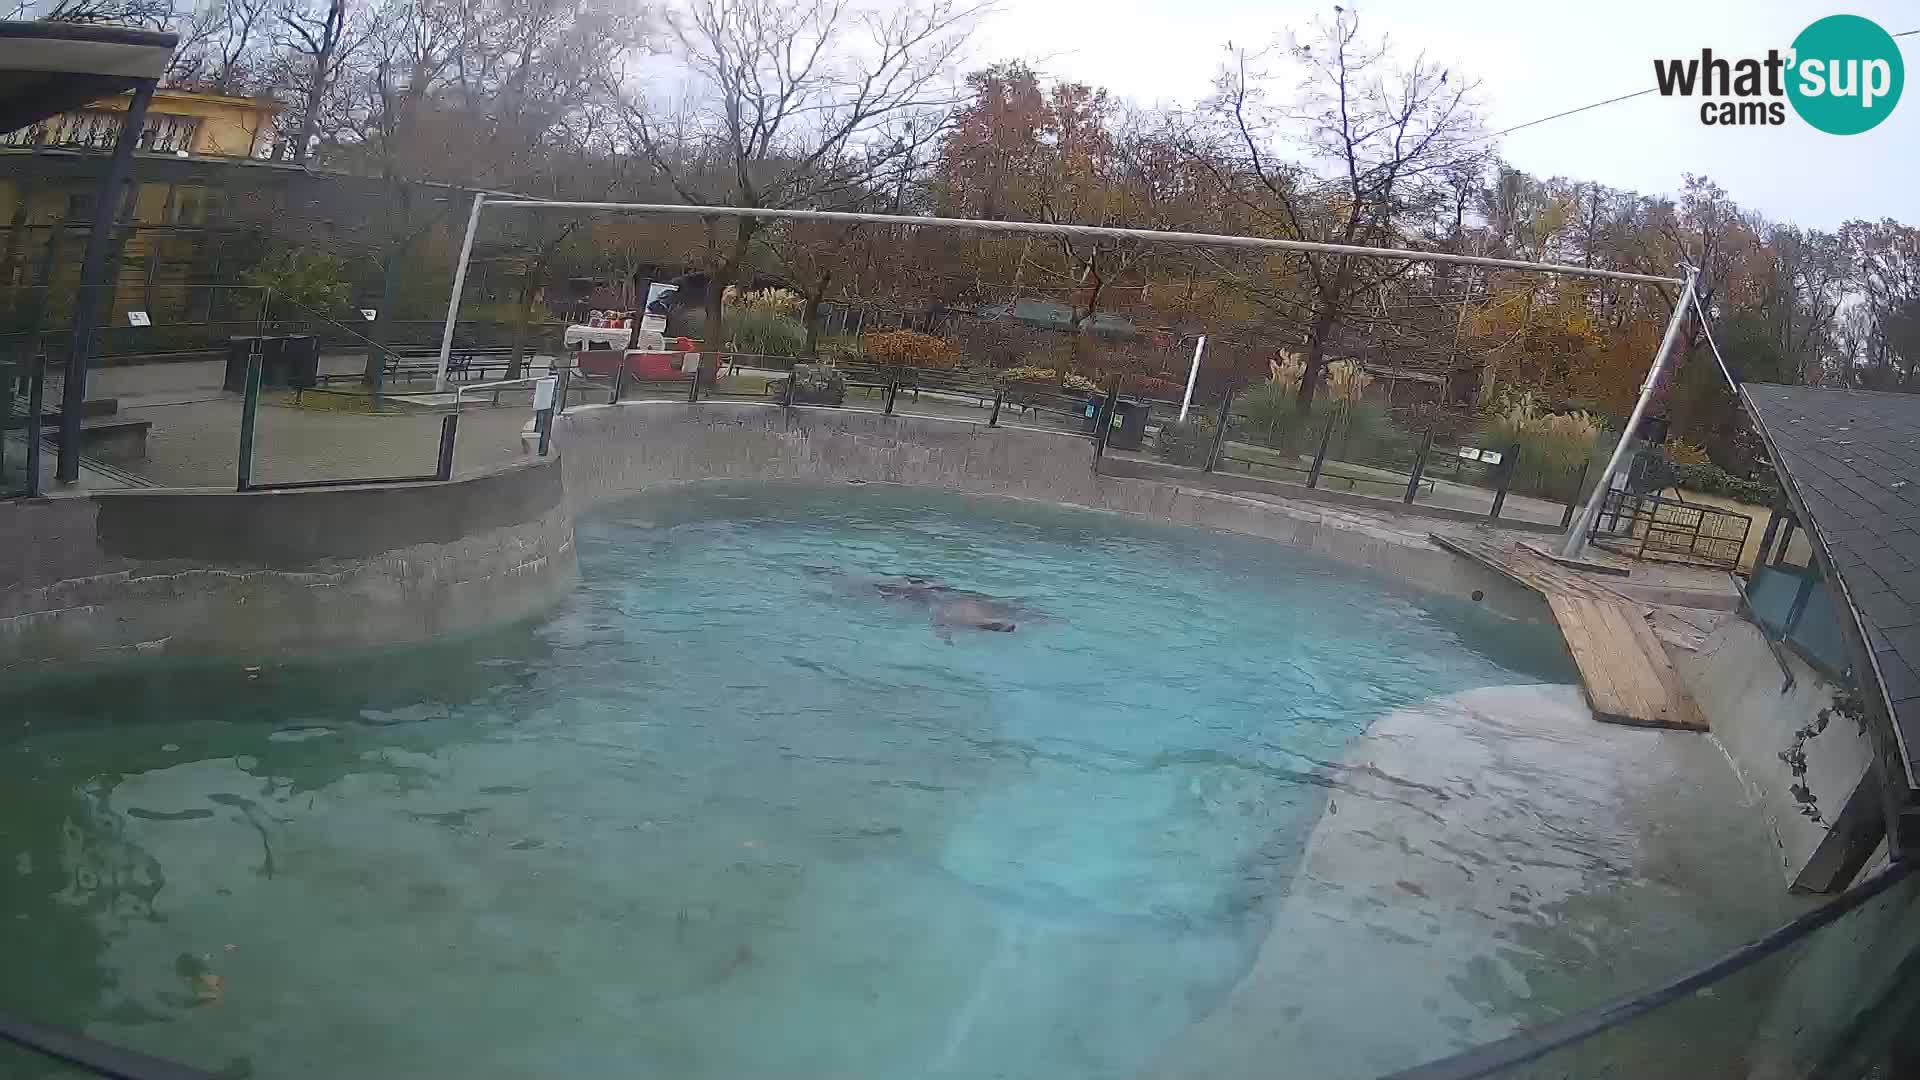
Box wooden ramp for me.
[1430,533,1707,732]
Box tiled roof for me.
[1743,385,1920,803]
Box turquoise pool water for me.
[0,483,1572,1078]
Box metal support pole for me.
[782,367,797,409]
[1489,442,1520,521]
[988,386,1003,427]
[434,192,487,391]
[1093,378,1121,465]
[59,79,155,485]
[1562,460,1591,529]
[884,374,898,415]
[236,346,262,490]
[535,405,554,456]
[554,363,571,415]
[687,359,700,403]
[1307,409,1336,489]
[1755,506,1785,570]
[1776,519,1798,567]
[1405,428,1436,504]
[610,361,628,404]
[23,355,45,497]
[1177,334,1206,422]
[1561,265,1699,558]
[478,200,1688,287]
[434,412,459,480]
[366,252,398,398]
[1204,388,1233,472]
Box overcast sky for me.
[972,0,1918,231]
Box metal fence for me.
[0,282,571,496]
[1591,489,1753,569]
[0,350,49,497]
[1180,385,1590,528]
[567,348,1105,441]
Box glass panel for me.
[1748,566,1853,677]
[1448,866,1920,1080]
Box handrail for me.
[0,1011,216,1080]
[452,376,546,408]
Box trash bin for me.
[256,335,289,386]
[282,334,319,388]
[1109,397,1150,450]
[1081,394,1152,450]
[223,336,258,392]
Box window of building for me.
[172,189,204,225]
[0,111,200,154]
[139,114,200,154]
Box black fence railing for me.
[577,352,1106,440]
[230,346,559,492]
[1194,393,1580,527]
[1592,489,1753,569]
[0,350,49,498]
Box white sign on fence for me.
[360,309,378,322]
[1455,447,1482,461]
[532,376,556,411]
[679,351,701,374]
[1480,450,1504,465]
[126,311,150,327]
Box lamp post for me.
[1177,334,1207,423]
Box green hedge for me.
[1668,461,1778,506]
[1155,416,1217,467]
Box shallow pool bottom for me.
[0,483,1575,1078]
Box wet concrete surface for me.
[1145,684,1810,1080]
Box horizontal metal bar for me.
[452,377,545,407]
[240,473,441,492]
[454,377,545,393]
[480,200,1686,286]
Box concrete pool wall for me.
[1,398,1549,670]
[0,455,575,672]
[552,400,1551,622]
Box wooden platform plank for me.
[1586,599,1676,727]
[1548,595,1633,724]
[1430,531,1709,732]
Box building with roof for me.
[1742,385,1920,864]
[1,86,280,159]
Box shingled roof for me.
[1743,384,1920,851]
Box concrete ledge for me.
[1675,617,1876,890]
[1,456,577,672]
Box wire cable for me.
[1480,25,1915,144]
[1476,88,1658,145]
[1688,283,1741,392]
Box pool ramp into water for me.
[1429,533,1709,732]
